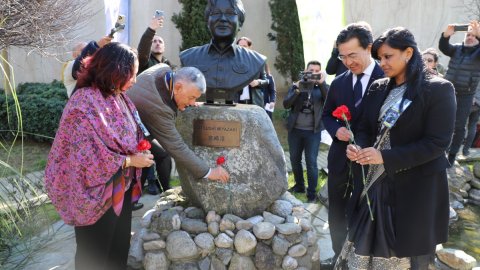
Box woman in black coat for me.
[337,27,456,269]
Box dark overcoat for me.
[354,76,456,257]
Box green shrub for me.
[171,0,210,51]
[0,80,67,142]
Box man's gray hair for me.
[174,67,207,94]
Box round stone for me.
[253,222,276,240]
[234,229,257,255]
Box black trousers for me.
[74,185,133,270]
[327,167,352,256]
[140,141,172,192]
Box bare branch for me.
[0,0,92,54]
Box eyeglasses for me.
[209,10,238,19]
[338,52,361,62]
[423,58,434,63]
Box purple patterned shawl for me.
[45,87,142,226]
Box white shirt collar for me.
[360,58,376,77]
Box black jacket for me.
[322,63,384,173]
[283,81,329,134]
[353,76,455,256]
[439,34,480,95]
[137,27,174,74]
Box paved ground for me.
[3,150,333,270]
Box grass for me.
[0,140,51,177]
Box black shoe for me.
[320,256,338,270]
[288,185,305,193]
[307,195,318,203]
[147,180,160,195]
[463,150,470,156]
[132,202,144,211]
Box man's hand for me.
[471,20,480,38]
[443,24,455,38]
[335,127,352,142]
[208,166,229,183]
[316,72,326,84]
[249,79,260,87]
[268,102,275,110]
[97,36,113,48]
[149,17,164,31]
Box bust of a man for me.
[180,0,266,104]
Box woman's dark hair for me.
[76,42,138,97]
[205,0,245,27]
[422,47,439,63]
[372,27,425,100]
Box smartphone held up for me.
[454,24,469,32]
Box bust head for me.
[204,0,245,44]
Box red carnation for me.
[332,105,351,121]
[216,156,226,166]
[137,139,151,151]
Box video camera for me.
[298,71,322,93]
[108,14,126,38]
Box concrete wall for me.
[0,0,475,91]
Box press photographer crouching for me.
[283,60,329,202]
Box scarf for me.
[45,87,143,226]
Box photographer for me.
[137,15,174,74]
[439,20,480,164]
[283,60,328,203]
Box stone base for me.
[128,187,320,270]
[175,104,288,218]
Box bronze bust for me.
[180,0,266,104]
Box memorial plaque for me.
[193,120,241,147]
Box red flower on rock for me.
[137,139,151,151]
[332,105,351,121]
[216,156,226,166]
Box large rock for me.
[166,231,199,261]
[176,105,288,218]
[229,253,256,270]
[144,252,169,270]
[447,165,474,193]
[254,242,276,270]
[469,188,480,202]
[436,248,477,270]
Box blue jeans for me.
[464,103,480,154]
[449,94,474,157]
[288,128,321,198]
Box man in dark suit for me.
[321,22,384,265]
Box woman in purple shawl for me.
[45,42,154,270]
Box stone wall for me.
[128,188,320,270]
